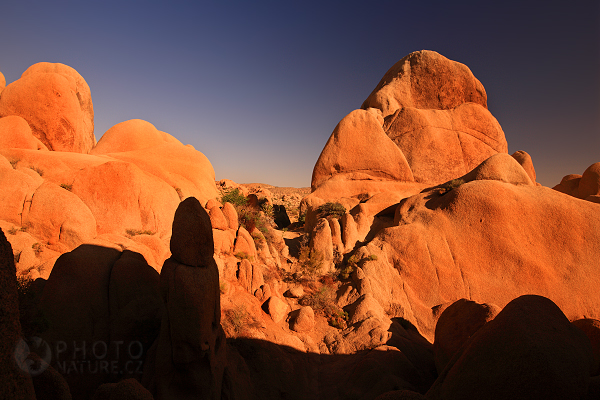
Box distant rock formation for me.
[312,50,507,199]
[553,162,600,203]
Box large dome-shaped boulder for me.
[91,120,218,205]
[90,119,182,154]
[362,50,487,115]
[0,62,95,153]
[312,50,508,194]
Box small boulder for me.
[572,318,600,376]
[0,116,48,150]
[221,202,239,230]
[426,295,594,400]
[273,204,291,229]
[511,150,536,183]
[291,306,315,333]
[264,296,290,324]
[208,206,229,231]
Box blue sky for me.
[1,1,598,187]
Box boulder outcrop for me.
[0,62,95,153]
[426,295,594,399]
[311,50,507,200]
[0,63,220,278]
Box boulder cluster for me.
[1,51,600,399]
[0,64,218,277]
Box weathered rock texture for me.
[354,153,600,340]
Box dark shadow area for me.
[284,234,305,259]
[223,335,435,400]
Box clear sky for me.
[1,1,598,188]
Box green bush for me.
[17,276,49,337]
[221,188,247,207]
[125,229,155,236]
[317,202,346,220]
[299,285,348,329]
[338,253,378,280]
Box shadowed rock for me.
[0,228,36,398]
[169,197,214,268]
[147,197,226,400]
[426,295,594,399]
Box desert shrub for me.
[299,285,348,329]
[235,252,253,261]
[17,276,49,337]
[30,166,44,176]
[222,305,261,337]
[221,188,247,207]
[338,253,378,280]
[8,227,18,235]
[297,239,324,280]
[59,183,73,191]
[9,159,19,169]
[297,211,306,225]
[20,226,28,233]
[125,229,156,236]
[219,281,228,294]
[174,187,184,200]
[31,243,43,256]
[316,202,346,220]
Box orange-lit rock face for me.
[0,115,48,151]
[312,50,508,193]
[0,62,219,277]
[358,167,600,340]
[0,62,95,153]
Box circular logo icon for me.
[14,337,52,376]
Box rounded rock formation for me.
[0,62,95,153]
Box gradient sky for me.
[1,1,598,188]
